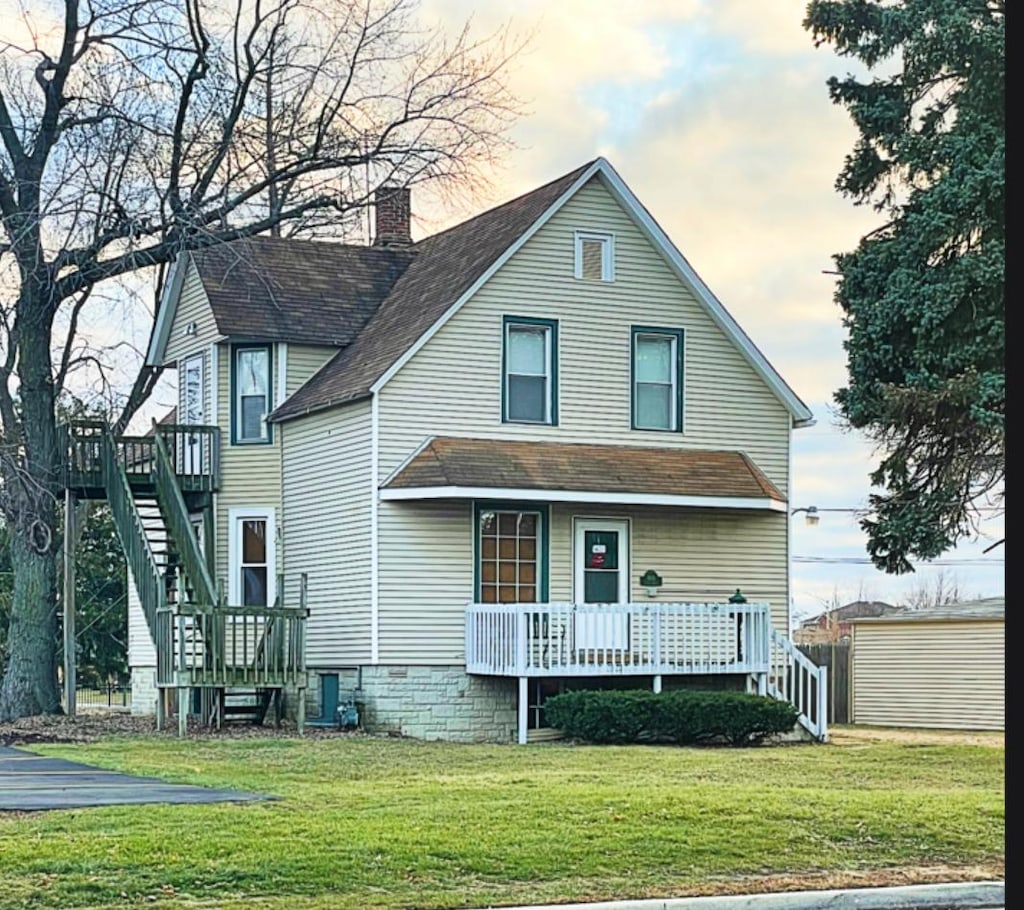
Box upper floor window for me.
[232,344,272,444]
[574,231,614,281]
[632,327,684,432]
[503,316,558,425]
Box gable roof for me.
[270,161,594,420]
[380,436,786,509]
[273,158,813,426]
[148,237,415,361]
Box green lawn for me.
[0,733,1004,910]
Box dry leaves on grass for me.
[0,711,372,746]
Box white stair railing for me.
[764,628,828,741]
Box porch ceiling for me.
[380,436,786,510]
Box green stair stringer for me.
[152,431,218,609]
[100,431,167,642]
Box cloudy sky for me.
[54,0,1000,620]
[410,0,1004,619]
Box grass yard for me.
[0,730,1004,910]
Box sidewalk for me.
[470,881,1005,910]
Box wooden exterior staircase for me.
[62,420,309,735]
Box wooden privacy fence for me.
[797,641,850,724]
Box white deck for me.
[465,602,772,678]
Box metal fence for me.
[63,684,132,709]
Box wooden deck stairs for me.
[61,420,309,735]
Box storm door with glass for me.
[573,519,630,652]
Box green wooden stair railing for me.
[99,425,165,638]
[152,429,218,609]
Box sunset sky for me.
[53,0,1001,620]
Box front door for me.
[181,354,204,475]
[573,519,630,651]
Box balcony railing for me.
[465,602,772,677]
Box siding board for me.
[282,401,373,664]
[851,620,1005,730]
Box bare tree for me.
[903,570,965,612]
[0,0,519,720]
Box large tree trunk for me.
[0,285,62,721]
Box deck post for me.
[757,672,767,696]
[517,677,528,745]
[178,686,188,737]
[62,489,77,716]
[297,687,306,736]
[652,674,662,694]
[155,688,164,730]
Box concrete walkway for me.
[0,745,268,811]
[469,882,1004,910]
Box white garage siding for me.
[851,615,1004,731]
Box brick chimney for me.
[373,186,412,247]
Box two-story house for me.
[91,157,825,743]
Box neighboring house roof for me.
[798,601,903,628]
[380,436,786,508]
[271,161,594,420]
[852,597,1005,624]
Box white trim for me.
[573,230,615,281]
[146,254,188,365]
[380,486,786,511]
[277,342,288,405]
[227,507,277,607]
[369,158,813,426]
[208,343,219,425]
[370,393,380,663]
[370,161,604,394]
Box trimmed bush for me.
[544,688,799,747]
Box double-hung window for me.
[632,327,683,431]
[233,345,272,444]
[503,317,558,425]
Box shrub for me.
[544,688,799,747]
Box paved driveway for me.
[0,745,268,811]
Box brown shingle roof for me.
[271,161,595,421]
[382,437,786,503]
[191,236,415,347]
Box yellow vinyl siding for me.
[376,501,786,664]
[376,175,793,662]
[283,402,373,664]
[164,261,220,365]
[377,177,792,492]
[286,345,337,397]
[851,620,1004,731]
[212,344,282,595]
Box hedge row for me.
[543,688,799,746]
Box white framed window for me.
[632,327,684,431]
[574,231,615,281]
[228,508,276,607]
[233,345,272,444]
[503,317,558,425]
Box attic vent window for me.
[574,231,614,282]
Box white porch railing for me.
[465,602,772,677]
[762,627,829,741]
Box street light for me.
[792,506,820,527]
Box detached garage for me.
[850,598,1004,731]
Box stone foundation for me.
[129,665,158,716]
[308,665,518,743]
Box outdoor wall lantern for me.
[639,569,663,597]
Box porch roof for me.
[380,437,787,510]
